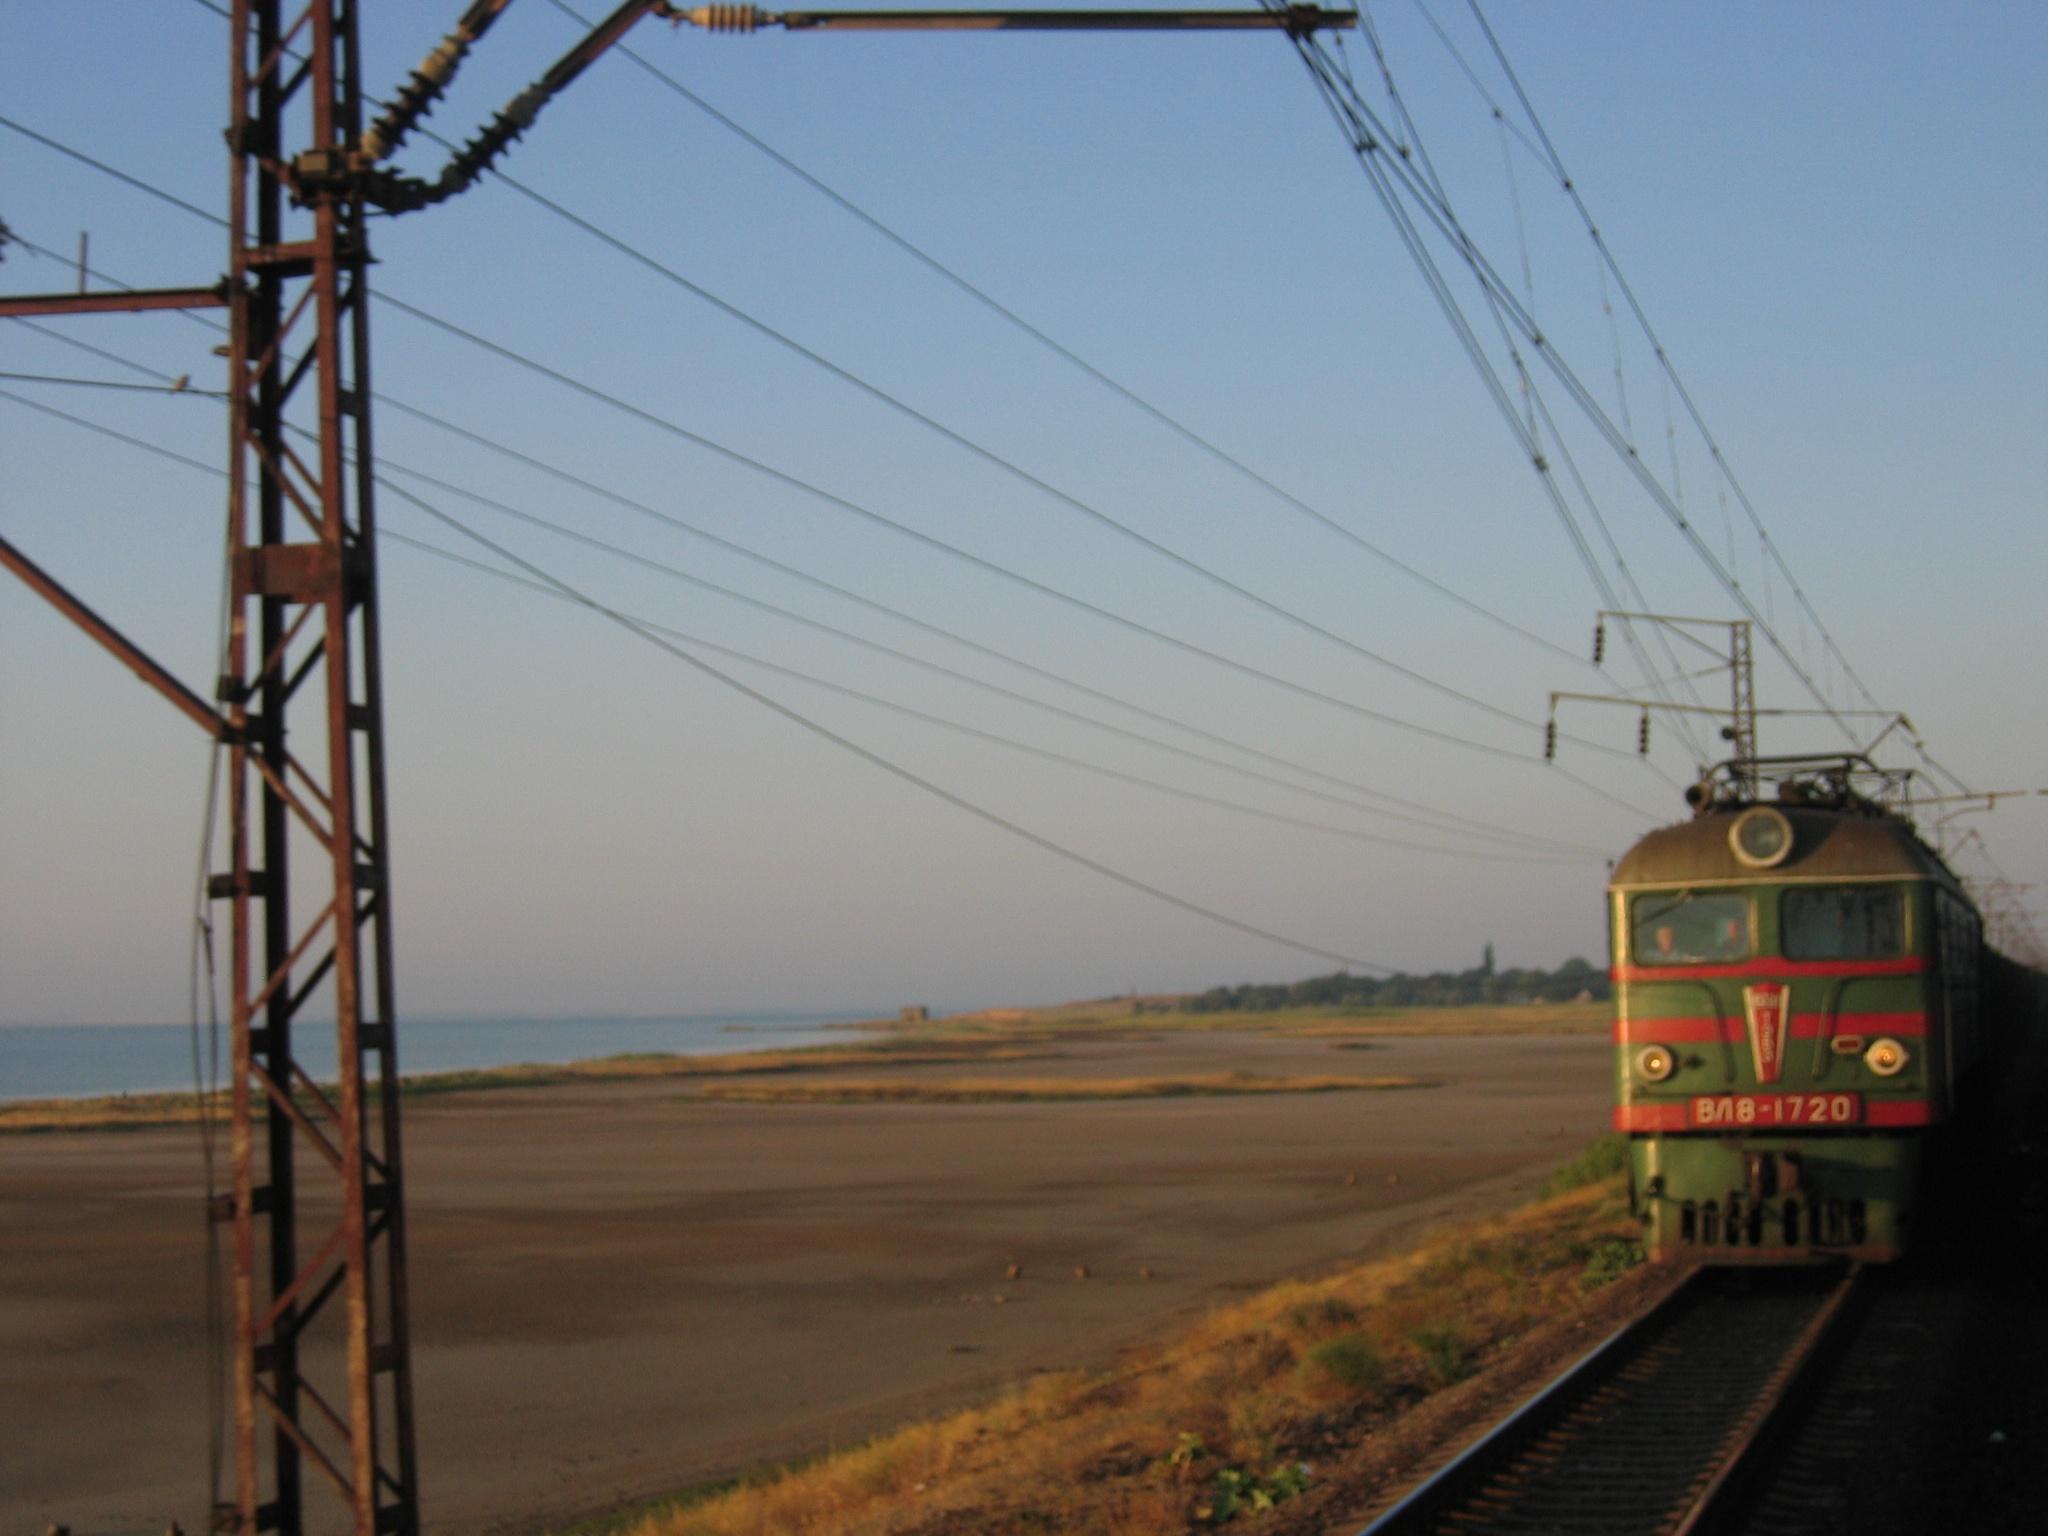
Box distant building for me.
[899,1005,929,1024]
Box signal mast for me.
[1539,611,2033,840]
[1544,610,1919,802]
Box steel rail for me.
[1355,1264,1709,1535]
[1355,1263,1863,1536]
[1670,1263,1867,1535]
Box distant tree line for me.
[1168,953,1606,1014]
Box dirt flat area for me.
[0,1027,1607,1534]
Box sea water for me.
[0,1011,884,1103]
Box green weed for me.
[1577,1236,1647,1291]
[1301,1332,1385,1397]
[1202,1462,1312,1522]
[1540,1133,1630,1198]
[1408,1323,1476,1387]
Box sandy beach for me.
[1,1023,1608,1534]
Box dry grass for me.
[693,1072,1431,1105]
[895,1000,1609,1046]
[0,1090,231,1135]
[397,1042,1053,1096]
[585,1173,1643,1536]
[1255,1001,1608,1039]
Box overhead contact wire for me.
[6,127,1674,822]
[1277,21,1717,762]
[544,0,1588,669]
[377,292,1662,805]
[367,396,1599,851]
[420,144,1584,748]
[1278,30,1776,764]
[0,388,1400,988]
[371,449,1600,855]
[4,307,1610,855]
[1459,0,1891,748]
[377,524,1590,866]
[375,479,1400,973]
[0,364,1602,861]
[1281,30,1842,718]
[1348,10,1717,764]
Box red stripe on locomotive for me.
[1612,955,1928,983]
[1613,1011,1927,1043]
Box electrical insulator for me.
[685,4,764,30]
[1638,713,1651,756]
[1544,720,1557,760]
[1592,621,1605,666]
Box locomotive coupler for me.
[1744,1149,1803,1203]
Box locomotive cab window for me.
[1781,885,1906,960]
[1630,890,1750,965]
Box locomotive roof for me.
[1610,805,1954,890]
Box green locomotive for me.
[1611,755,1986,1262]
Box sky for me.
[2,1,2043,1025]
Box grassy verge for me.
[694,1072,1432,1105]
[573,1150,1645,1536]
[0,1089,231,1135]
[1538,1131,1630,1197]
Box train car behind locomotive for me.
[1612,755,1986,1262]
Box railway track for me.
[1356,1263,1865,1536]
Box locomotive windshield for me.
[1781,884,1906,959]
[1630,890,1750,965]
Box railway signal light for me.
[1592,620,1605,666]
[1638,712,1651,756]
[1545,719,1557,760]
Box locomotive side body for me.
[1612,799,1980,1263]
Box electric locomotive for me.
[1611,755,1984,1262]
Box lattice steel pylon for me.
[217,3,417,1531]
[1728,618,1757,793]
[0,3,415,1529]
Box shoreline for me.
[0,1008,900,1111]
[0,1000,1603,1127]
[0,1003,905,1114]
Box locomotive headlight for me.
[1729,806,1795,869]
[1634,1044,1678,1083]
[1864,1038,1910,1077]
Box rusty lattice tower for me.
[217,2,417,1530]
[0,2,415,1528]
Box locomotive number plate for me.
[1689,1092,1862,1129]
